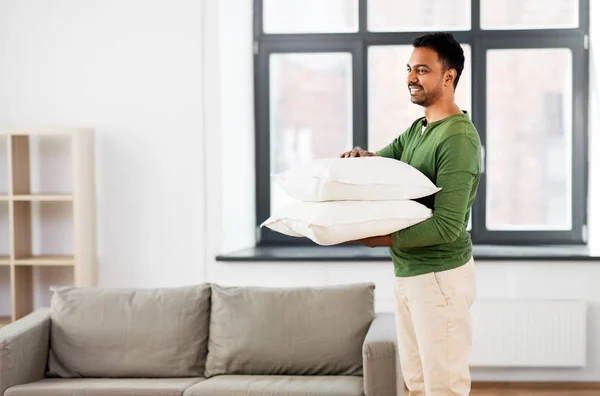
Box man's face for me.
[406,47,445,107]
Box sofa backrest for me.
[204,282,375,377]
[47,284,211,378]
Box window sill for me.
[216,244,599,262]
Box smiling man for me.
[340,33,481,396]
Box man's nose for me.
[407,70,417,85]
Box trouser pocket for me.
[432,259,477,308]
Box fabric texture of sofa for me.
[0,282,402,396]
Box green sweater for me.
[376,112,481,277]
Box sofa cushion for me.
[183,375,363,396]
[47,284,211,378]
[5,378,204,396]
[204,283,375,377]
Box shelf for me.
[1,128,96,321]
[10,134,73,196]
[0,316,10,328]
[13,200,74,263]
[12,194,73,201]
[14,255,75,266]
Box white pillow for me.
[273,157,440,202]
[260,200,432,246]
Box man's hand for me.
[352,235,393,248]
[340,147,377,158]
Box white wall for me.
[203,0,256,258]
[0,0,207,297]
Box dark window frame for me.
[254,0,590,246]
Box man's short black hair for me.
[413,32,465,89]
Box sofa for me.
[0,282,402,396]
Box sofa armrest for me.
[362,312,403,396]
[0,309,51,395]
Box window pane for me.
[367,45,471,151]
[263,0,358,33]
[486,48,572,230]
[368,0,470,32]
[481,0,578,30]
[269,53,353,212]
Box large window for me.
[255,0,589,246]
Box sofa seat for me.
[183,375,364,396]
[5,377,205,396]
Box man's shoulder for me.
[440,116,480,146]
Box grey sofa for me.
[0,282,402,396]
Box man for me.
[340,32,481,396]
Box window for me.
[255,0,589,246]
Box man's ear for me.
[445,68,457,87]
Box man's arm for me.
[391,134,479,248]
[355,133,479,248]
[375,133,405,160]
[341,126,408,159]
[353,234,393,248]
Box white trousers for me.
[394,258,476,396]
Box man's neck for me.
[423,101,462,125]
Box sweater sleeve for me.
[391,134,480,248]
[375,133,406,160]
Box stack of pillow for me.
[260,156,440,246]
